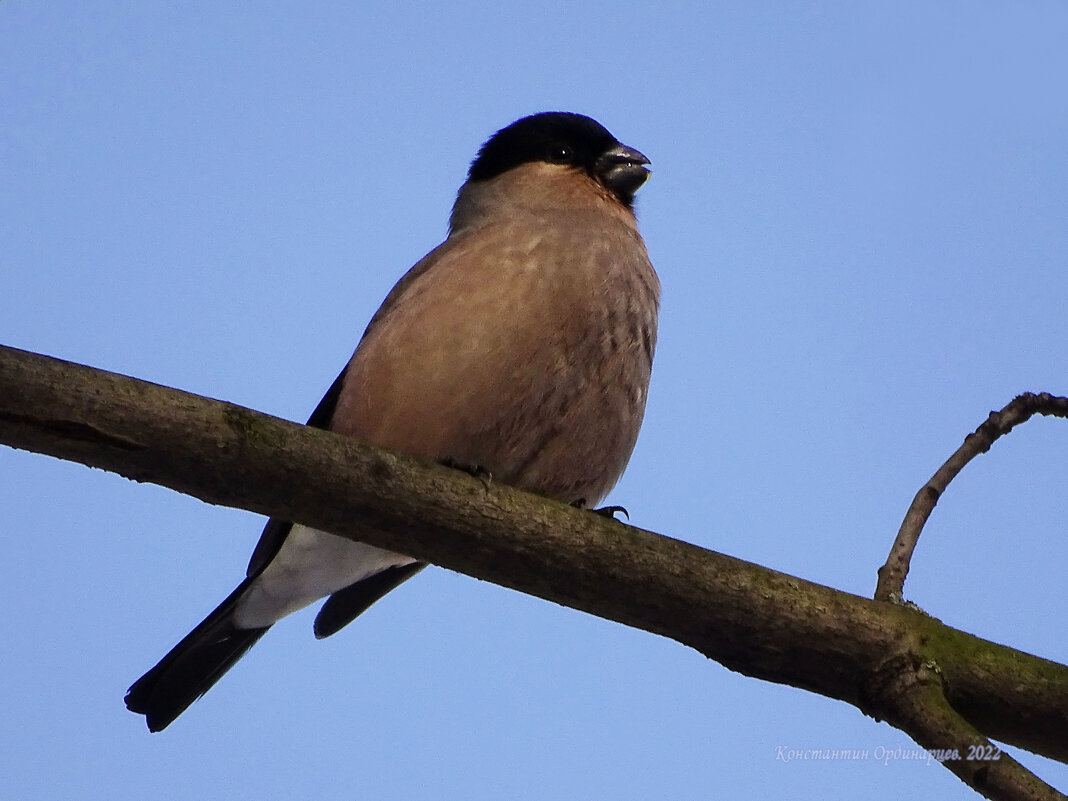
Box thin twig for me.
[875,392,1068,602]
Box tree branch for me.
[2,344,1066,799]
[873,659,1065,801]
[876,392,1068,602]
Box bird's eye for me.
[547,145,573,164]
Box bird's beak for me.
[595,144,651,200]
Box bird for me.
[125,111,660,732]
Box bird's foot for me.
[571,498,629,521]
[441,458,493,490]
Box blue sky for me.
[2,3,1067,799]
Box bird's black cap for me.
[468,112,650,207]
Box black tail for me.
[125,578,269,732]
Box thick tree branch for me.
[2,344,1066,799]
[874,660,1064,801]
[876,392,1068,602]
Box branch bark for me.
[2,343,1066,799]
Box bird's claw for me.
[441,458,493,490]
[571,499,629,521]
